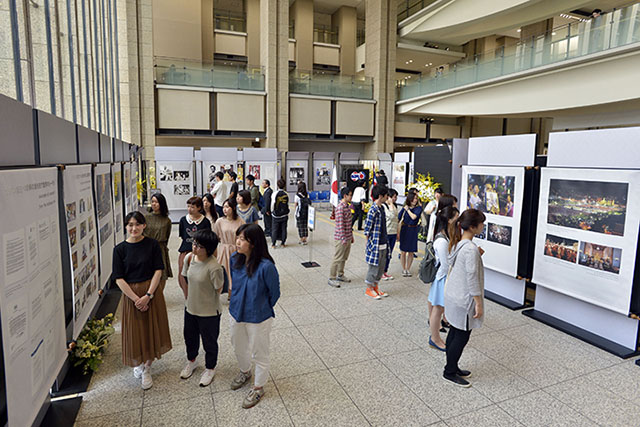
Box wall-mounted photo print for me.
[487,223,512,246]
[173,170,190,181]
[174,184,190,196]
[578,241,622,274]
[543,234,578,263]
[248,165,261,180]
[69,227,77,247]
[66,202,76,223]
[159,165,173,181]
[467,174,515,217]
[547,179,628,236]
[289,167,305,186]
[96,173,112,219]
[316,167,330,185]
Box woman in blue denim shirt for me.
[228,223,280,409]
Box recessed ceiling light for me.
[405,61,409,64]
[552,32,556,35]
[517,29,521,32]
[409,59,413,63]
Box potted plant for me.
[71,313,116,375]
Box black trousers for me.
[263,213,272,237]
[184,309,221,369]
[272,217,288,245]
[352,202,363,230]
[444,324,472,376]
[214,204,224,218]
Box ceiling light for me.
[552,32,556,36]
[405,61,409,64]
[517,29,521,32]
[409,59,413,63]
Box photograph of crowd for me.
[475,224,487,240]
[289,167,305,186]
[578,242,622,274]
[173,170,190,181]
[467,174,515,217]
[174,184,190,196]
[316,167,331,185]
[96,173,112,219]
[544,234,578,263]
[487,223,512,246]
[547,179,628,236]
[159,165,173,181]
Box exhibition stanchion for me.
[301,206,320,268]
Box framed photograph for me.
[532,168,640,315]
[487,223,512,246]
[466,173,516,217]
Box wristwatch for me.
[146,292,154,299]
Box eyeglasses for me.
[192,242,203,249]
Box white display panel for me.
[247,162,278,191]
[203,162,235,193]
[123,162,135,215]
[156,161,194,210]
[460,166,525,277]
[313,160,333,191]
[287,160,307,192]
[468,134,536,167]
[112,164,124,245]
[0,168,66,427]
[64,165,100,339]
[392,162,406,195]
[532,168,640,315]
[94,164,115,289]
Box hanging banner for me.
[156,161,193,211]
[94,164,115,289]
[112,164,124,245]
[64,165,100,339]
[0,168,66,427]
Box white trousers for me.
[229,316,274,387]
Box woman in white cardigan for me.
[443,208,486,388]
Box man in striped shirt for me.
[328,187,354,288]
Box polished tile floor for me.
[76,210,640,426]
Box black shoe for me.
[457,369,471,378]
[443,373,471,388]
[439,327,447,333]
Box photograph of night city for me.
[547,179,628,236]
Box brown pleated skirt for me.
[121,279,172,367]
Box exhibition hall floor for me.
[75,210,640,426]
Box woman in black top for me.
[113,211,172,390]
[178,196,211,298]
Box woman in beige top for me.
[144,193,173,280]
[213,198,243,297]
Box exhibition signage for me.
[302,206,319,268]
[156,161,194,211]
[532,168,640,315]
[64,165,100,339]
[0,168,67,427]
[94,163,115,289]
[460,166,525,277]
[112,164,125,245]
[308,206,316,231]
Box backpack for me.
[299,194,310,213]
[419,234,446,284]
[273,191,290,217]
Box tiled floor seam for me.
[268,372,297,427]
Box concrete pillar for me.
[202,0,214,62]
[290,0,313,71]
[261,0,289,152]
[531,117,553,154]
[246,0,261,66]
[332,6,357,75]
[364,0,396,158]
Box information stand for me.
[463,134,537,309]
[301,206,320,268]
[524,127,640,358]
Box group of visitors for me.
[111,170,487,408]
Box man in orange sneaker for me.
[363,186,390,299]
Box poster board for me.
[112,164,124,245]
[203,163,235,193]
[94,164,115,289]
[286,160,307,192]
[63,165,100,339]
[313,160,333,191]
[392,162,407,195]
[246,163,277,192]
[0,168,66,427]
[460,166,525,277]
[156,161,194,211]
[130,160,139,212]
[532,167,640,315]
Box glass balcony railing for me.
[154,58,265,91]
[290,70,373,99]
[314,25,339,45]
[215,10,246,32]
[397,4,640,101]
[397,0,440,22]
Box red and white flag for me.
[330,165,339,207]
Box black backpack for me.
[273,191,290,217]
[299,194,311,212]
[419,234,446,284]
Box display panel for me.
[460,166,525,277]
[203,163,234,192]
[156,161,193,210]
[315,162,332,189]
[532,168,640,315]
[112,164,124,245]
[392,162,406,195]
[64,166,100,339]
[0,168,66,427]
[94,164,115,289]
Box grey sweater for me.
[444,239,484,331]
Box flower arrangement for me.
[71,314,116,375]
[410,173,441,203]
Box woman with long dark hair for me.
[202,193,219,227]
[178,197,211,299]
[228,224,280,409]
[443,208,486,387]
[397,192,423,276]
[113,212,172,390]
[294,181,311,245]
[213,198,244,296]
[144,193,173,282]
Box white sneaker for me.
[199,368,216,387]
[141,366,153,390]
[180,360,198,379]
[133,364,144,379]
